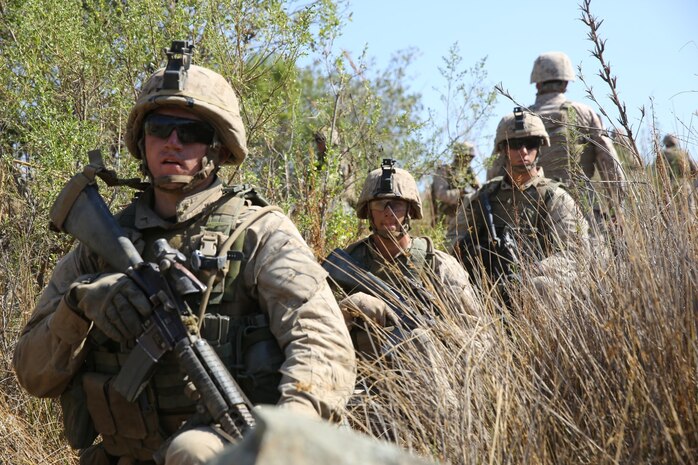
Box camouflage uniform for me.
[455,172,590,284]
[342,236,480,322]
[432,142,481,247]
[13,46,355,465]
[459,109,590,295]
[334,164,480,353]
[657,134,697,182]
[487,52,626,214]
[653,134,698,209]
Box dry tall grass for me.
[1,2,697,457]
[2,157,697,465]
[346,177,697,464]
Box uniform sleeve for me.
[432,250,482,317]
[13,244,98,397]
[432,167,462,206]
[537,188,590,277]
[242,210,356,420]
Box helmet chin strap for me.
[507,161,537,176]
[151,156,218,194]
[370,215,411,240]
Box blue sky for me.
[332,0,698,176]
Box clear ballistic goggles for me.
[368,199,409,215]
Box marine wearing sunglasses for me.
[505,137,542,151]
[504,136,545,184]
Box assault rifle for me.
[460,192,520,283]
[322,248,436,333]
[49,152,255,454]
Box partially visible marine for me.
[431,142,481,246]
[205,406,439,465]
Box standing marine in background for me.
[487,51,626,231]
[327,159,481,356]
[431,142,481,248]
[654,133,698,209]
[656,133,697,182]
[13,40,356,465]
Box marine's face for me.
[144,107,213,181]
[505,137,540,170]
[369,199,408,235]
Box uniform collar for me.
[367,235,413,261]
[134,178,226,229]
[501,168,547,191]
[534,91,566,106]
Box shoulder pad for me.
[343,237,372,255]
[223,184,270,207]
[477,177,503,197]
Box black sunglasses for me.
[507,137,541,150]
[144,114,215,145]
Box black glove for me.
[66,273,152,342]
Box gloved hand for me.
[338,292,391,327]
[66,273,152,342]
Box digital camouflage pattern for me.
[205,406,439,465]
[454,170,590,289]
[659,134,697,181]
[487,94,626,205]
[126,64,248,165]
[13,179,357,462]
[494,110,550,151]
[432,144,481,247]
[529,51,576,84]
[356,167,423,220]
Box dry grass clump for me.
[0,393,75,465]
[346,178,698,464]
[0,162,78,464]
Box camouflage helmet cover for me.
[356,167,423,220]
[452,141,476,163]
[530,51,576,84]
[663,134,679,147]
[494,109,550,151]
[126,64,248,165]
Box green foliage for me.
[425,43,498,172]
[0,1,527,463]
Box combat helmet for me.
[125,40,247,192]
[452,141,476,164]
[494,107,550,151]
[663,134,679,148]
[530,51,576,84]
[356,159,423,220]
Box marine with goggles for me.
[327,158,481,358]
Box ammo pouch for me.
[60,374,98,449]
[81,371,162,462]
[202,313,283,406]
